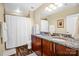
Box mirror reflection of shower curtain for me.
[6,15,32,49]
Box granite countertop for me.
[33,34,79,50]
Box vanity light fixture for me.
[55,3,63,7]
[49,4,57,10]
[45,4,57,12]
[45,7,52,12]
[45,3,63,12]
[15,8,21,13]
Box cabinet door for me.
[42,39,52,56]
[32,36,42,56]
[55,43,77,56]
[55,44,66,56]
[65,48,77,56]
[32,35,36,51]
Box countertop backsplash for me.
[40,32,79,42]
[40,32,73,38]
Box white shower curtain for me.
[6,15,32,49]
[6,15,17,48]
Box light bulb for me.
[45,7,52,12]
[16,9,21,13]
[49,4,57,10]
[55,3,63,7]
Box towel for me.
[49,25,55,34]
[27,40,32,49]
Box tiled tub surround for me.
[33,34,79,50]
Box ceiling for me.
[4,3,79,17]
[4,3,43,16]
[41,3,79,17]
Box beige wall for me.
[0,3,5,56]
[0,4,4,22]
[33,4,50,30]
[34,4,49,24]
[47,6,79,33]
[29,11,35,26]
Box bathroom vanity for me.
[32,34,79,56]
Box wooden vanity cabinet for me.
[32,35,54,56]
[32,35,42,56]
[55,43,77,56]
[55,43,67,56]
[65,47,77,56]
[32,35,78,56]
[42,39,53,56]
